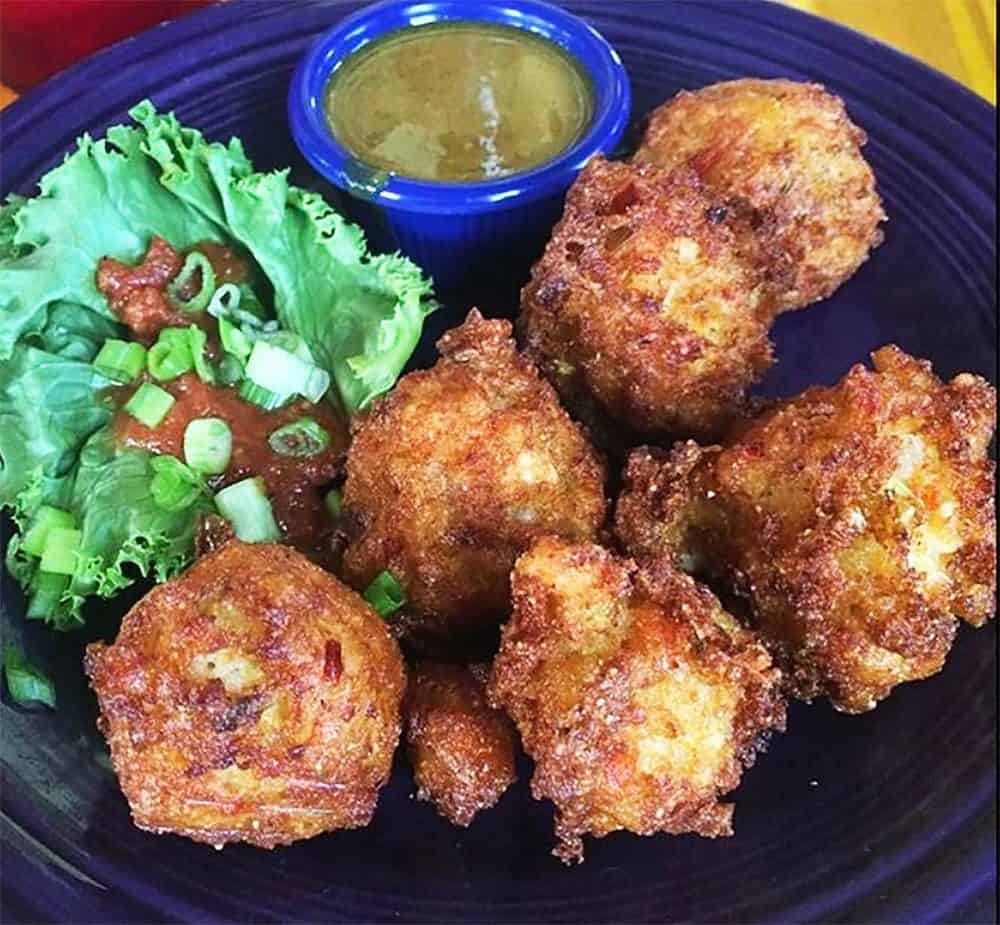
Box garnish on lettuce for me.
[0,101,435,628]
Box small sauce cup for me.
[288,0,630,294]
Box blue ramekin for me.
[288,0,631,294]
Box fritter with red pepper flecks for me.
[340,309,607,640]
[405,661,518,827]
[616,346,996,713]
[488,537,785,863]
[520,157,775,445]
[85,541,405,848]
[635,78,886,312]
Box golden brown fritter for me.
[340,309,607,639]
[520,156,775,445]
[635,78,886,312]
[404,661,517,827]
[616,346,996,713]
[488,537,785,863]
[84,541,405,848]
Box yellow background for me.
[0,2,996,107]
[784,0,996,103]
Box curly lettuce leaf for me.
[0,127,225,358]
[0,100,435,414]
[1,100,436,631]
[130,100,436,413]
[0,345,115,506]
[6,430,212,628]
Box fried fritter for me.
[85,541,405,848]
[340,309,607,639]
[635,78,886,312]
[616,346,996,713]
[404,661,517,826]
[520,157,775,444]
[488,537,785,863]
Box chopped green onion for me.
[238,379,292,411]
[206,282,242,319]
[214,353,245,386]
[150,456,206,511]
[27,571,69,621]
[245,340,330,403]
[267,418,330,457]
[218,316,253,363]
[363,571,406,618]
[214,477,281,543]
[124,382,175,428]
[3,646,55,709]
[39,526,82,575]
[147,327,194,381]
[259,330,315,364]
[22,505,75,557]
[187,326,215,385]
[184,418,232,475]
[92,339,147,383]
[324,488,342,518]
[167,251,216,314]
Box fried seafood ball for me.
[404,661,518,827]
[520,156,775,444]
[635,78,886,312]
[616,346,996,713]
[84,541,405,848]
[488,536,785,863]
[340,309,607,638]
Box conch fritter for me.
[520,156,775,444]
[616,346,996,713]
[85,541,405,848]
[404,661,517,826]
[488,537,785,863]
[340,309,607,638]
[635,78,885,312]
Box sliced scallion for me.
[238,379,292,411]
[26,571,69,621]
[39,527,82,576]
[245,340,330,403]
[206,282,242,319]
[259,330,315,364]
[150,456,205,512]
[184,418,232,475]
[93,339,147,383]
[214,353,245,386]
[3,646,56,709]
[324,488,342,518]
[267,418,330,457]
[168,251,216,314]
[147,327,194,381]
[187,326,215,385]
[124,382,175,428]
[363,571,406,618]
[218,316,253,363]
[214,477,281,543]
[22,505,75,557]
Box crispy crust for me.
[635,78,886,312]
[488,537,785,862]
[616,346,997,712]
[520,157,775,445]
[404,661,518,827]
[340,309,607,638]
[84,541,405,847]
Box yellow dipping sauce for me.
[324,22,594,183]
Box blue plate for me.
[1,2,996,922]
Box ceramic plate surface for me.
[1,2,996,922]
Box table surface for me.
[0,0,996,109]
